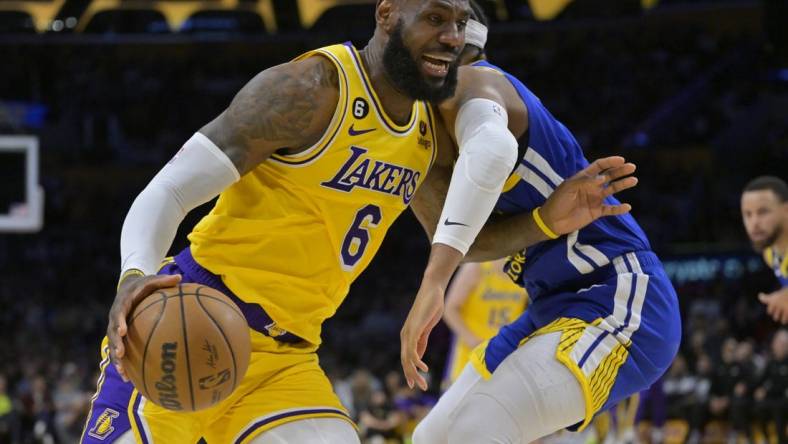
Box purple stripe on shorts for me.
[161,248,304,344]
[131,393,150,444]
[81,360,134,443]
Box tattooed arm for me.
[108,56,340,380]
[202,56,340,174]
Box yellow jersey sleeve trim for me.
[469,339,494,380]
[780,251,788,276]
[269,46,350,166]
[502,172,521,193]
[346,45,419,135]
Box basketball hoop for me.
[0,136,44,233]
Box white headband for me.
[465,19,488,50]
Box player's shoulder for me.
[441,64,517,109]
[436,66,498,115]
[267,55,339,93]
[458,64,509,89]
[438,63,528,138]
[228,56,339,117]
[200,53,341,167]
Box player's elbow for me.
[462,122,519,192]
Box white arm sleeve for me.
[120,132,240,275]
[432,98,519,255]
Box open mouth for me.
[421,54,452,77]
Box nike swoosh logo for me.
[348,124,376,136]
[444,218,469,227]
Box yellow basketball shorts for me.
[81,332,353,443]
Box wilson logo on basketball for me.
[198,368,231,390]
[124,283,251,412]
[155,342,182,410]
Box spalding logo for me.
[88,408,120,440]
[155,342,182,410]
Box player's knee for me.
[317,418,360,443]
[249,418,360,444]
[447,393,521,444]
[90,430,136,444]
[412,412,448,444]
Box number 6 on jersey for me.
[341,204,382,270]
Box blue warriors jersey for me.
[471,60,652,301]
[764,246,788,287]
[467,61,681,431]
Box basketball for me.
[121,283,251,412]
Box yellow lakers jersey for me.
[188,43,438,345]
[446,261,527,383]
[459,261,528,341]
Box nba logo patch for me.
[419,120,427,136]
[88,408,120,440]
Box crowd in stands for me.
[1,3,786,443]
[638,320,787,444]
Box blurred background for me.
[0,0,786,443]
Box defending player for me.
[442,259,527,386]
[401,7,682,443]
[741,176,788,323]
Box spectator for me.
[358,389,404,444]
[663,354,698,421]
[754,329,788,444]
[52,363,90,443]
[0,374,19,443]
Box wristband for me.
[117,268,145,290]
[532,207,559,239]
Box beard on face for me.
[751,224,782,252]
[382,20,459,103]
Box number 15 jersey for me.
[188,43,438,345]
